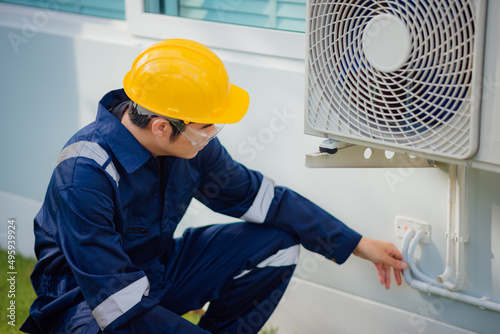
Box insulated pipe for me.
[402,228,416,284]
[408,230,435,283]
[402,229,500,313]
[408,230,455,291]
[408,230,455,290]
[437,164,457,284]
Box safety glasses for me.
[133,103,224,147]
[168,119,224,147]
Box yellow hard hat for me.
[123,39,249,124]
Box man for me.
[21,39,406,334]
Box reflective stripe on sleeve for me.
[56,141,120,186]
[240,176,275,223]
[234,244,300,279]
[92,276,150,331]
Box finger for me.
[394,268,402,286]
[387,257,407,270]
[376,264,385,285]
[384,264,391,289]
[388,246,404,261]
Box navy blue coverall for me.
[21,89,362,333]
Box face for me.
[153,119,217,159]
[171,123,217,159]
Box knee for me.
[265,233,300,269]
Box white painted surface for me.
[268,277,479,334]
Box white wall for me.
[0,4,499,333]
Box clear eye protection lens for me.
[170,120,224,147]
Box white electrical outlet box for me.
[395,216,431,244]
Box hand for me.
[352,237,408,289]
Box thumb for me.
[385,256,407,270]
[395,260,408,270]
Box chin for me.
[181,150,200,159]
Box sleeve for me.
[194,139,362,264]
[56,182,210,333]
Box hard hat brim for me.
[211,83,250,124]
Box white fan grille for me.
[306,0,485,159]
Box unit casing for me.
[305,0,500,172]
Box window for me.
[143,0,306,33]
[126,0,306,59]
[0,0,125,20]
[0,0,306,58]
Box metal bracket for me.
[306,141,436,168]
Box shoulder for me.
[54,127,117,194]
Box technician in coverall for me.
[21,39,407,334]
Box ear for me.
[150,117,172,137]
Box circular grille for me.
[306,0,483,159]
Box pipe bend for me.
[437,265,453,284]
[407,230,452,290]
[402,229,416,284]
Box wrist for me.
[352,236,367,258]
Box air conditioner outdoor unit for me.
[305,0,500,172]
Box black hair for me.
[127,101,182,142]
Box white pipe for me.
[437,164,456,284]
[408,230,435,283]
[407,230,454,290]
[402,228,416,284]
[435,164,467,291]
[402,229,500,313]
[453,165,468,291]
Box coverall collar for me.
[97,89,153,174]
